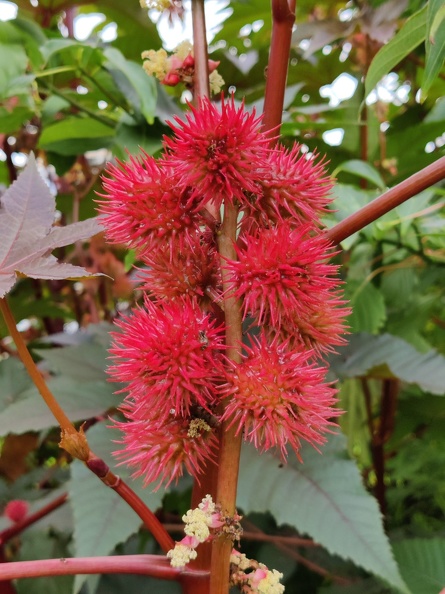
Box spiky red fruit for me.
[109,296,224,420]
[139,234,221,305]
[163,96,269,208]
[114,412,217,489]
[4,500,29,523]
[98,152,201,256]
[258,144,332,224]
[225,223,347,353]
[221,334,339,458]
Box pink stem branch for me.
[0,555,200,581]
[326,156,445,245]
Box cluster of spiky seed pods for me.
[98,96,348,489]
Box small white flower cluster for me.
[230,550,285,594]
[167,495,224,568]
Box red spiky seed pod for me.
[221,334,340,459]
[108,296,225,420]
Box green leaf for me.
[348,282,387,333]
[392,538,445,594]
[104,47,157,124]
[237,435,410,593]
[38,117,114,155]
[330,333,445,395]
[327,184,379,249]
[0,357,33,407]
[16,530,74,594]
[365,6,427,98]
[0,105,35,134]
[0,377,117,435]
[35,341,110,383]
[422,0,445,97]
[40,38,79,62]
[0,42,29,95]
[333,160,386,190]
[69,421,164,593]
[113,119,163,157]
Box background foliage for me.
[0,0,444,592]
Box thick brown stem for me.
[210,203,244,594]
[326,156,445,245]
[262,0,295,139]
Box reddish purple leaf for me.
[0,154,103,297]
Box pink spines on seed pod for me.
[113,411,218,489]
[108,296,225,420]
[163,96,270,208]
[268,290,350,357]
[253,144,333,226]
[225,222,345,339]
[98,152,202,257]
[139,233,221,307]
[221,333,340,459]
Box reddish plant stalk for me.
[0,494,68,545]
[0,555,189,581]
[111,480,174,552]
[0,299,75,435]
[326,155,445,244]
[210,203,244,594]
[0,548,16,594]
[262,0,296,138]
[188,1,220,575]
[0,297,173,554]
[192,0,210,100]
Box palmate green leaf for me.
[237,435,410,593]
[364,5,427,99]
[69,421,164,594]
[392,538,445,594]
[330,333,445,395]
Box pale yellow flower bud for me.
[166,544,197,568]
[209,70,225,94]
[141,48,168,81]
